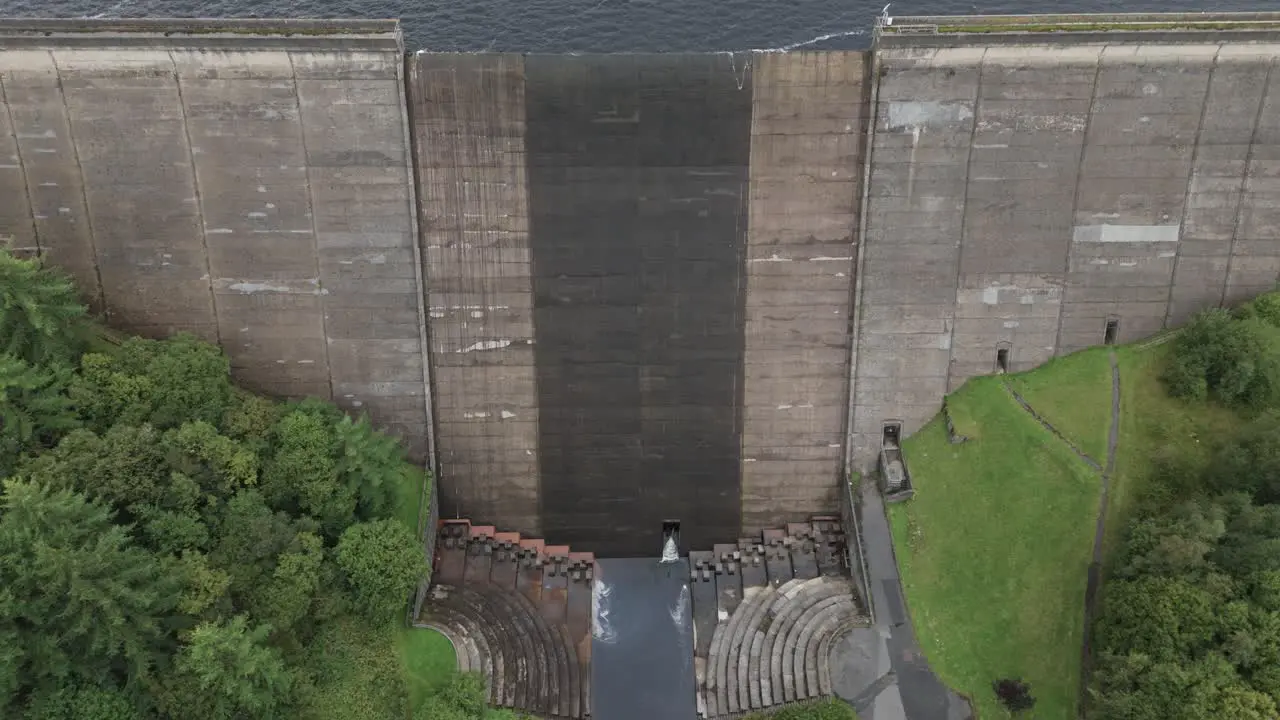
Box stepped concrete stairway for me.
[690,518,870,719]
[415,520,594,720]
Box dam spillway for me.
[1,14,1279,555]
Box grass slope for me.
[890,376,1100,720]
[1006,347,1113,463]
[1103,342,1243,563]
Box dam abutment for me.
[4,15,1280,553]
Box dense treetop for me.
[0,250,492,718]
[1090,293,1280,719]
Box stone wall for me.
[850,32,1280,467]
[0,20,431,459]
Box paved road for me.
[830,478,972,720]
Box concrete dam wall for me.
[2,15,1278,555]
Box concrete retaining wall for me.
[0,20,432,459]
[850,33,1280,467]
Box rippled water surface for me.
[4,0,1278,52]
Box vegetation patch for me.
[890,376,1099,719]
[0,250,470,719]
[742,698,858,719]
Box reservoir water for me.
[7,0,1278,52]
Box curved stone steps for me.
[479,585,539,711]
[506,583,565,717]
[767,577,850,705]
[417,604,484,674]
[789,595,857,701]
[719,584,771,715]
[702,574,866,718]
[418,583,583,718]
[747,578,806,710]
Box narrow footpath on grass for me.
[1000,351,1123,709]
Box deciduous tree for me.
[335,519,428,620]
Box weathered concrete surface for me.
[741,52,865,532]
[410,53,540,535]
[851,35,1280,468]
[0,20,431,459]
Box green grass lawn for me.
[1006,347,1113,463]
[890,376,1100,720]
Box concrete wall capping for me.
[0,18,404,51]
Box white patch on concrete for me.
[1003,321,1020,329]
[500,410,517,419]
[750,254,792,263]
[592,579,617,644]
[718,609,729,622]
[835,272,846,277]
[429,311,445,318]
[470,311,484,318]
[265,203,276,209]
[744,457,757,462]
[982,286,1000,305]
[809,256,853,262]
[225,281,293,294]
[32,148,57,154]
[38,182,57,187]
[297,359,315,364]
[1158,251,1177,258]
[247,211,268,218]
[777,404,794,410]
[458,339,512,353]
[463,411,491,419]
[938,335,952,350]
[257,186,267,193]
[1073,224,1180,243]
[216,278,329,296]
[17,129,55,139]
[887,101,973,132]
[973,143,1009,149]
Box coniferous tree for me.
[0,353,79,474]
[167,615,295,720]
[0,252,88,367]
[0,480,180,694]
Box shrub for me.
[1165,309,1280,409]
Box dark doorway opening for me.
[996,347,1010,374]
[882,422,902,448]
[662,520,681,538]
[1104,318,1119,346]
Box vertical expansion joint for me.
[845,40,883,476]
[399,51,440,476]
[46,49,106,315]
[285,51,334,402]
[1054,45,1107,355]
[1167,45,1220,325]
[0,75,41,259]
[169,52,223,350]
[1221,58,1276,308]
